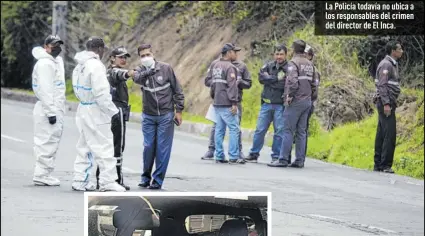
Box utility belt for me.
[115,103,131,122]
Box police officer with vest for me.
[208,43,244,164]
[289,45,321,158]
[373,41,403,173]
[268,40,317,168]
[202,48,252,160]
[95,46,134,191]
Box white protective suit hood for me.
[73,50,100,65]
[32,46,55,61]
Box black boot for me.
[116,156,130,190]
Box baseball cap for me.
[111,46,131,57]
[86,36,108,50]
[222,43,241,53]
[44,35,64,46]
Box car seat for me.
[218,219,248,236]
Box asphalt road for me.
[1,99,424,236]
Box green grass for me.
[307,105,424,179]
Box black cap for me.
[111,46,131,57]
[292,40,307,54]
[44,35,64,46]
[222,43,241,53]
[86,36,108,50]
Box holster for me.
[122,105,131,122]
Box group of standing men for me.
[201,39,403,174]
[29,33,403,193]
[201,40,319,168]
[31,35,184,191]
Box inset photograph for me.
[85,192,271,236]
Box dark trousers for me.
[279,99,311,163]
[208,103,243,152]
[374,101,397,170]
[141,111,175,186]
[290,104,315,159]
[96,106,127,185]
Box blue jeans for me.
[214,107,240,160]
[279,99,311,163]
[249,103,285,159]
[141,112,174,186]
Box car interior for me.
[88,195,268,236]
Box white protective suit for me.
[31,46,66,186]
[71,50,125,192]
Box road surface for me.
[1,99,424,236]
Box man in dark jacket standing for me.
[373,41,403,173]
[133,44,185,189]
[244,44,288,163]
[95,46,135,190]
[208,43,245,164]
[268,40,317,168]
[202,52,252,160]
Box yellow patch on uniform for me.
[230,73,236,78]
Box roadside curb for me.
[1,88,273,144]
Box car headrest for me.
[218,219,248,236]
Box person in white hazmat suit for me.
[71,36,126,192]
[32,35,66,186]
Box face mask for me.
[141,56,154,68]
[50,46,62,58]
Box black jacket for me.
[133,60,185,116]
[375,55,401,107]
[258,60,288,104]
[107,66,130,108]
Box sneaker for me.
[72,181,97,191]
[239,152,246,159]
[289,162,304,168]
[244,154,259,163]
[147,182,162,190]
[201,150,214,160]
[138,182,150,188]
[229,159,246,164]
[215,159,229,164]
[99,182,126,192]
[33,175,60,186]
[267,159,288,167]
[382,168,395,174]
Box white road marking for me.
[308,214,398,234]
[1,134,27,143]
